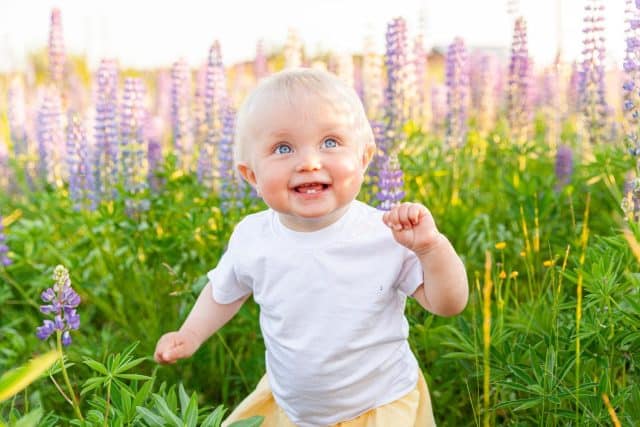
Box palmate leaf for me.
[0,350,58,402]
[136,406,166,426]
[151,393,183,427]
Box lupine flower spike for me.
[36,265,81,346]
[580,0,609,144]
[0,215,11,266]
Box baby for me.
[155,68,468,427]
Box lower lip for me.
[292,186,329,200]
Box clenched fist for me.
[382,202,443,256]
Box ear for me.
[362,144,376,170]
[237,162,259,193]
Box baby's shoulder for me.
[230,210,272,240]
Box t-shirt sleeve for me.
[207,225,252,304]
[395,249,424,296]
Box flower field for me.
[1,3,640,426]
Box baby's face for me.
[237,94,374,231]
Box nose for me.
[295,149,322,172]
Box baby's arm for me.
[383,202,468,317]
[154,282,250,364]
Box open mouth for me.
[293,183,330,194]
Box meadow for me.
[1,4,640,426]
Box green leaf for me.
[114,357,147,375]
[133,378,155,408]
[13,408,44,427]
[136,406,166,426]
[81,376,107,395]
[83,358,109,376]
[228,416,265,427]
[151,394,182,427]
[184,393,199,427]
[178,383,190,417]
[117,374,152,381]
[0,350,58,402]
[200,406,227,427]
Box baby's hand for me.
[382,202,442,256]
[154,330,199,364]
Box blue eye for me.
[322,138,338,148]
[274,144,292,154]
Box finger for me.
[387,206,402,230]
[397,203,414,228]
[409,204,427,225]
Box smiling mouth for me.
[293,183,330,194]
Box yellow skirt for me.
[222,370,436,427]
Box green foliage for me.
[2,123,639,425]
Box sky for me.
[0,0,628,72]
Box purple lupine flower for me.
[412,33,428,124]
[36,265,80,346]
[121,78,150,215]
[469,53,498,134]
[580,0,609,144]
[431,84,448,138]
[121,78,148,188]
[66,112,95,211]
[362,34,384,120]
[145,115,165,193]
[376,152,405,211]
[198,41,229,190]
[623,0,640,156]
[254,40,269,81]
[203,41,228,125]
[567,62,581,114]
[218,106,243,212]
[507,17,533,144]
[48,8,66,90]
[193,63,208,152]
[384,17,409,143]
[94,58,120,201]
[170,58,194,172]
[555,145,573,190]
[365,120,386,197]
[445,37,469,148]
[36,87,65,186]
[0,215,11,266]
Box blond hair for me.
[233,68,374,167]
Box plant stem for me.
[103,381,111,427]
[575,194,590,425]
[482,251,493,427]
[49,372,73,406]
[57,331,84,420]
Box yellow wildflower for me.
[509,271,519,279]
[543,259,555,267]
[495,242,507,250]
[499,271,507,279]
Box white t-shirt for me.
[208,200,424,427]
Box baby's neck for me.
[277,205,351,232]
